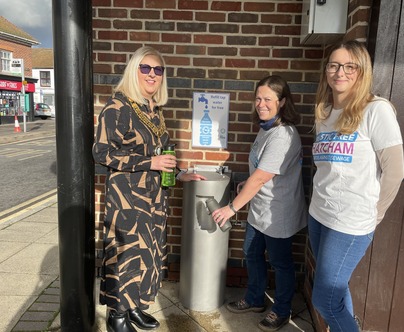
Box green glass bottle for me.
[161,144,176,187]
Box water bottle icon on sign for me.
[199,95,212,146]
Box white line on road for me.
[19,151,51,161]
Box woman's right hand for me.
[151,154,177,172]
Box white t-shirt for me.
[309,97,403,235]
[247,124,307,238]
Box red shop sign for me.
[0,79,35,93]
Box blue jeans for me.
[243,223,295,317]
[308,215,374,332]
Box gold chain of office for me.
[128,98,167,137]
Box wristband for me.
[229,202,237,213]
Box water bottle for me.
[205,198,232,232]
[161,144,176,187]
[199,109,212,146]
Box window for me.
[1,50,12,72]
[40,71,51,87]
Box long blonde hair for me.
[315,40,374,134]
[114,46,168,106]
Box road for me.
[0,135,57,217]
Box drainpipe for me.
[52,0,95,330]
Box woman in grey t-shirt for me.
[212,75,307,332]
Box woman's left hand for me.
[179,173,207,182]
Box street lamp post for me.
[21,59,27,133]
[53,0,95,330]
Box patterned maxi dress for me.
[92,92,169,312]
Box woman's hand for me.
[151,154,177,172]
[179,173,207,182]
[212,205,235,228]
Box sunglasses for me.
[139,64,165,76]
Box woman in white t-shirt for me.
[309,40,404,331]
[212,75,307,332]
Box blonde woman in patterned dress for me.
[93,46,205,332]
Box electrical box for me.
[300,0,349,45]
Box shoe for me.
[226,299,266,313]
[107,311,137,332]
[128,307,160,330]
[258,311,290,331]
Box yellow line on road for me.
[0,189,58,225]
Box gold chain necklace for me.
[128,98,167,137]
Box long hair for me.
[253,75,300,126]
[114,46,168,106]
[315,40,374,134]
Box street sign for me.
[20,95,25,111]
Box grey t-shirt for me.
[247,124,307,238]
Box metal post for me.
[52,0,95,331]
[21,59,26,132]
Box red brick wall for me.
[0,40,33,76]
[92,2,372,314]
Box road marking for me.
[0,189,58,225]
[18,151,51,161]
[17,139,55,146]
[0,147,52,160]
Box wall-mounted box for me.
[300,0,349,45]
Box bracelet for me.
[176,168,188,180]
[229,202,237,213]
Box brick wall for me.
[0,40,33,77]
[92,0,372,308]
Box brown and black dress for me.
[93,92,169,313]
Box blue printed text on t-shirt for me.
[312,131,358,163]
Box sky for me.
[0,0,53,48]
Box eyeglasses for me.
[326,62,359,74]
[139,64,165,76]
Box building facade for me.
[92,0,367,280]
[0,16,39,124]
[32,48,55,111]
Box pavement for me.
[0,119,56,145]
[0,119,316,332]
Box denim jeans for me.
[243,223,295,317]
[308,215,374,332]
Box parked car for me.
[34,103,52,119]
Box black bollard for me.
[52,0,95,330]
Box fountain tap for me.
[216,166,225,175]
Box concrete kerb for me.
[0,133,56,145]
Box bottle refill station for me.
[180,165,231,311]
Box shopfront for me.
[0,74,37,124]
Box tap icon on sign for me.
[198,95,208,105]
